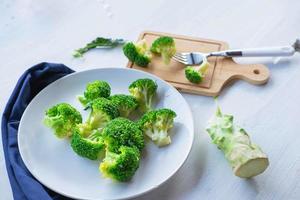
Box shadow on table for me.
[134,124,208,200]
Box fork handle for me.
[210,46,295,57]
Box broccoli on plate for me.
[100,146,140,181]
[44,103,82,138]
[123,39,152,67]
[139,108,177,147]
[87,97,119,129]
[150,36,176,64]
[71,127,105,160]
[109,94,138,118]
[78,80,111,107]
[102,117,144,153]
[129,78,157,113]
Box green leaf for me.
[73,37,125,58]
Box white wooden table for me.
[1,0,300,199]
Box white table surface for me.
[1,0,300,199]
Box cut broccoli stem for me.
[206,107,269,178]
[146,129,171,147]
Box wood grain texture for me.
[128,31,270,96]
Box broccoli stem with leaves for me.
[206,107,269,178]
[73,37,125,58]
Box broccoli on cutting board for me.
[206,106,269,178]
[123,40,152,67]
[185,60,210,84]
[150,36,176,64]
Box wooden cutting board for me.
[127,31,270,96]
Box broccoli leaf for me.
[73,37,125,58]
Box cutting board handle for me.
[222,58,270,85]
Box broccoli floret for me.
[150,36,176,64]
[100,146,140,181]
[123,40,152,67]
[87,98,119,129]
[185,61,210,84]
[109,94,138,117]
[129,78,157,113]
[44,103,82,138]
[139,108,176,147]
[78,80,111,107]
[102,118,144,153]
[185,67,202,84]
[70,127,105,160]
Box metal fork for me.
[172,39,300,65]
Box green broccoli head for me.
[102,117,145,153]
[150,36,176,64]
[185,61,210,84]
[109,94,138,117]
[70,127,105,160]
[100,146,140,182]
[123,40,152,67]
[78,80,111,107]
[139,108,177,147]
[44,103,82,138]
[185,67,203,84]
[129,78,157,113]
[88,97,119,129]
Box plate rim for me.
[18,67,194,200]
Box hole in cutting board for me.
[253,69,260,74]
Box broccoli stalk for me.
[73,37,125,58]
[123,39,152,67]
[78,80,111,108]
[100,146,140,181]
[44,103,82,138]
[185,60,210,84]
[129,78,157,113]
[139,108,177,147]
[109,94,138,117]
[150,36,176,64]
[206,107,269,178]
[71,127,105,160]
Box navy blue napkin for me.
[2,62,74,200]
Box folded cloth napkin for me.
[2,62,74,200]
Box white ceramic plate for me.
[18,68,194,200]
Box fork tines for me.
[172,53,188,65]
